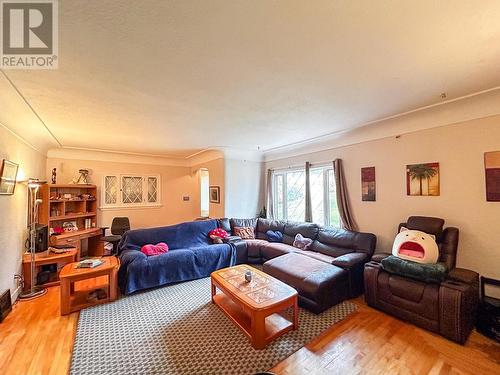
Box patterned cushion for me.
[293,233,313,250]
[208,228,229,239]
[233,226,255,239]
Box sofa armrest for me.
[363,261,382,306]
[370,252,391,263]
[332,253,370,298]
[332,252,369,268]
[118,249,147,294]
[226,239,247,265]
[119,249,147,267]
[447,268,479,285]
[223,235,242,243]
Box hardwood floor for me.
[271,298,500,375]
[0,287,78,375]
[1,288,499,375]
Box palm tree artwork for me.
[407,163,440,196]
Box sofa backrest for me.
[311,227,377,257]
[118,219,218,253]
[225,217,376,258]
[401,216,445,241]
[255,218,286,240]
[217,218,232,235]
[282,221,320,245]
[229,218,258,232]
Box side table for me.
[59,256,120,315]
[22,249,78,291]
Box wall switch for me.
[183,196,190,201]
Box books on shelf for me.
[77,259,103,268]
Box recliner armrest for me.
[439,275,479,344]
[332,252,369,268]
[447,268,479,285]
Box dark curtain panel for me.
[266,169,274,219]
[305,162,312,222]
[333,159,358,231]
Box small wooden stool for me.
[59,256,120,315]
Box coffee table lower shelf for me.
[212,291,296,349]
[68,282,111,312]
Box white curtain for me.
[265,169,274,219]
[304,162,312,222]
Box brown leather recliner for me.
[364,216,479,344]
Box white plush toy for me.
[392,227,439,264]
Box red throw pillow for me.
[141,242,169,256]
[208,228,229,240]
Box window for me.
[285,170,305,222]
[122,176,143,204]
[273,166,340,227]
[102,174,160,208]
[147,177,158,203]
[199,168,209,217]
[104,176,118,205]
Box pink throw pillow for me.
[141,242,169,256]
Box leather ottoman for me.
[263,252,349,313]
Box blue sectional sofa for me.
[117,217,376,313]
[118,219,236,294]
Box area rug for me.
[71,277,356,375]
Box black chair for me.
[101,217,130,255]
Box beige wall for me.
[190,157,225,218]
[46,158,199,229]
[266,116,500,280]
[0,126,46,299]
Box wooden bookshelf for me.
[39,184,102,259]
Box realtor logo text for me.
[1,0,58,69]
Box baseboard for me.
[11,285,22,302]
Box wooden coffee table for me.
[211,265,298,349]
[59,256,120,315]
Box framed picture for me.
[406,162,440,196]
[485,151,500,201]
[0,159,19,195]
[209,186,220,203]
[361,167,376,201]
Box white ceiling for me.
[5,0,500,158]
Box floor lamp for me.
[19,178,48,300]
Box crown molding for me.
[48,147,190,167]
[0,120,43,155]
[47,147,228,167]
[47,145,266,167]
[0,71,59,154]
